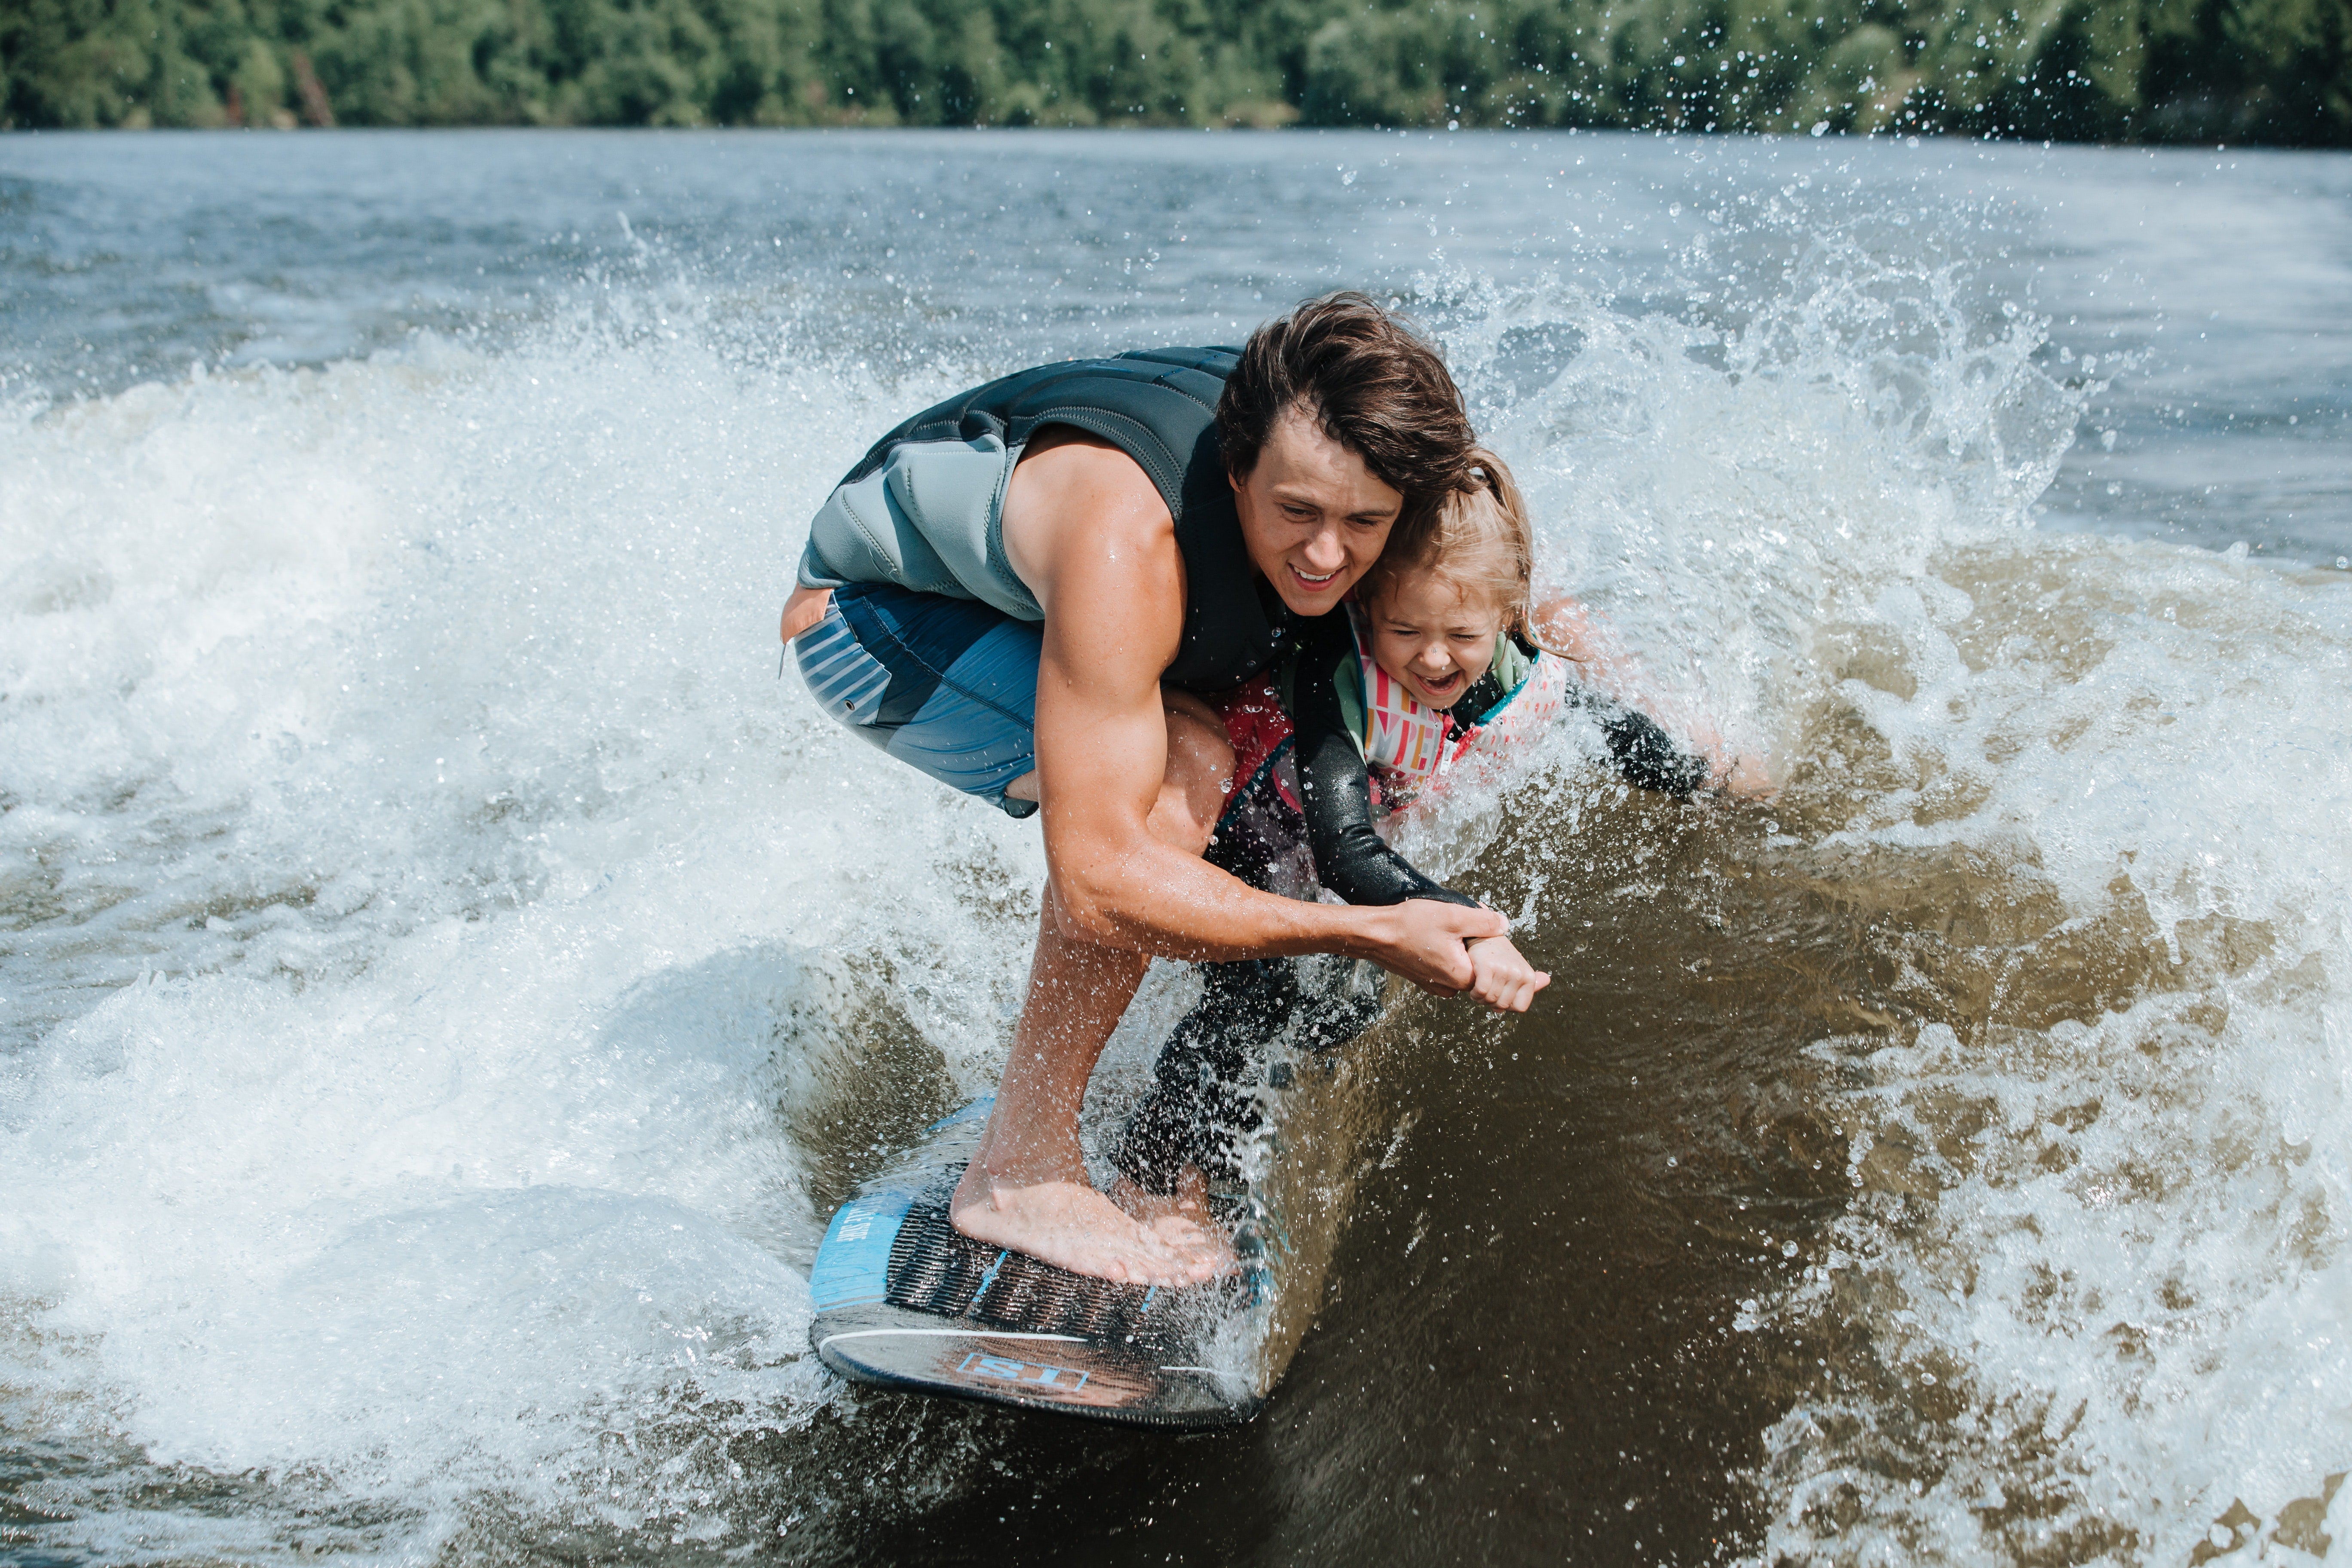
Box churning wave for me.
[3,236,2346,1565]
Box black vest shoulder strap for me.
[842,348,1291,690]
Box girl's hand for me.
[1715,749,1776,800]
[1464,934,1549,1013]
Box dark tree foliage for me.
[4,0,2346,142]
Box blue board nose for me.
[808,1188,913,1312]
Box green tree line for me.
[5,0,2347,143]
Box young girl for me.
[1113,450,1764,1203]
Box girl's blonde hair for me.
[1360,447,1535,636]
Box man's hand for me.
[1464,935,1549,1012]
[1355,899,1509,995]
[780,583,831,643]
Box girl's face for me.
[1365,572,1506,710]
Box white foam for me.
[0,322,1046,1556]
[1743,532,2352,1564]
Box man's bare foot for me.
[951,1167,1229,1287]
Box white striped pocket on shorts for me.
[795,606,891,727]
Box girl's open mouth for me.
[1415,668,1464,698]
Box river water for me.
[1,129,2348,1567]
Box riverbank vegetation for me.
[5,0,2347,143]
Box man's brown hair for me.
[1216,291,1477,533]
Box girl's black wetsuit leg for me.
[1110,956,1304,1194]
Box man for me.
[780,294,1526,1287]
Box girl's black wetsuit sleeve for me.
[1578,689,1712,796]
[1288,613,1482,909]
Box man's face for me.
[1231,403,1405,616]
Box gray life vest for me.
[796,347,1292,691]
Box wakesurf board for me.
[806,1099,1269,1428]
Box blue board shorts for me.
[794,581,1044,818]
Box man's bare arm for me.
[1009,437,1501,985]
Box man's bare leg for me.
[950,694,1236,1286]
